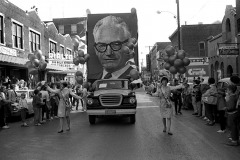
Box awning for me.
[0,54,28,65]
[46,64,67,71]
[48,70,77,74]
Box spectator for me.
[216,87,226,133]
[192,80,202,117]
[202,78,218,126]
[82,83,88,111]
[7,84,18,103]
[171,79,183,115]
[40,85,50,121]
[18,93,29,127]
[32,89,43,126]
[49,83,59,118]
[182,83,192,110]
[0,86,11,129]
[225,85,239,146]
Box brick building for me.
[169,23,222,81]
[0,0,75,84]
[208,5,238,81]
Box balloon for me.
[130,69,139,80]
[28,54,36,61]
[84,54,90,61]
[178,67,187,74]
[73,57,80,65]
[161,51,168,57]
[177,50,186,60]
[79,57,85,64]
[131,8,137,14]
[127,42,134,50]
[33,59,40,67]
[163,55,169,62]
[39,61,47,71]
[41,55,46,61]
[25,61,34,68]
[77,50,85,57]
[164,62,171,70]
[76,77,83,85]
[72,38,79,48]
[28,67,38,75]
[174,59,184,68]
[75,71,83,77]
[34,50,43,59]
[83,82,89,89]
[122,46,130,54]
[165,45,175,57]
[183,57,190,66]
[169,66,178,74]
[168,54,177,65]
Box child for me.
[32,90,43,126]
[18,93,29,127]
[82,85,88,111]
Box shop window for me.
[0,15,4,44]
[30,30,40,52]
[226,18,231,32]
[67,49,71,55]
[59,25,64,34]
[71,24,77,34]
[49,41,57,53]
[12,22,23,49]
[199,42,205,57]
[60,45,65,57]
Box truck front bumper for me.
[87,109,136,115]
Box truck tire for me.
[129,114,136,124]
[89,115,96,124]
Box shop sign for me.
[0,46,17,57]
[186,65,209,77]
[49,60,74,69]
[49,52,73,60]
[219,46,239,55]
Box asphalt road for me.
[0,88,240,160]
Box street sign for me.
[186,65,209,77]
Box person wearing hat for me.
[46,81,82,133]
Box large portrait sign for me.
[87,13,138,83]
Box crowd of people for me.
[144,76,240,146]
[0,78,90,133]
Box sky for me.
[8,0,236,66]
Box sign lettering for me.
[0,46,17,57]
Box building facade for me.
[208,5,238,81]
[0,0,75,85]
[169,23,222,81]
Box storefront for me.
[0,46,28,84]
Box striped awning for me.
[0,54,28,65]
[46,64,67,71]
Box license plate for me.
[105,109,116,115]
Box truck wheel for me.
[129,114,136,124]
[89,115,96,124]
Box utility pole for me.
[176,0,181,50]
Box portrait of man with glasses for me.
[87,14,138,82]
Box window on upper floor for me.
[49,40,57,53]
[226,18,231,32]
[59,25,64,34]
[0,15,4,44]
[71,24,77,34]
[12,22,23,49]
[60,45,64,54]
[30,30,40,52]
[199,42,205,57]
[67,48,72,56]
[237,18,240,33]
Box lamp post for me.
[157,0,181,50]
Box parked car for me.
[87,79,137,124]
[10,90,34,117]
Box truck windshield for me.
[97,80,128,90]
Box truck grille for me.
[99,94,122,107]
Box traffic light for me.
[146,54,151,71]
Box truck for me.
[85,11,139,124]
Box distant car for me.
[11,90,34,117]
[87,79,137,124]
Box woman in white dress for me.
[47,81,82,133]
[153,77,173,135]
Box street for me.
[0,89,240,160]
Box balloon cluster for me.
[162,45,190,74]
[122,38,138,59]
[72,35,90,65]
[75,71,83,85]
[25,50,47,75]
[73,50,90,65]
[129,68,140,81]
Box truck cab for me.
[86,79,137,124]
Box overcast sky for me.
[9,0,236,66]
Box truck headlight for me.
[87,98,93,105]
[129,97,136,104]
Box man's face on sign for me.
[94,25,129,73]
